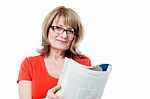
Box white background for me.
[0,0,150,99]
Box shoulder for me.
[74,56,91,66]
[25,54,43,61]
[20,55,44,74]
[18,55,44,82]
[26,54,43,59]
[22,54,44,65]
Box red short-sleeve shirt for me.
[17,55,91,99]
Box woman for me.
[17,6,91,99]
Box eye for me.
[54,26,63,31]
[67,29,74,34]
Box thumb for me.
[50,85,61,93]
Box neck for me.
[47,47,65,60]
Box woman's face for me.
[48,17,75,51]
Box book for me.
[56,57,112,99]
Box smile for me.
[56,39,68,43]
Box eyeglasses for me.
[50,25,76,37]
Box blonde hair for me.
[37,6,84,59]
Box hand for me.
[44,85,63,99]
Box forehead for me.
[53,17,67,26]
[52,16,75,29]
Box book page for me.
[56,58,111,99]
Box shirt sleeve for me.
[17,57,32,83]
[80,57,92,66]
[75,56,92,66]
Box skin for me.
[18,17,74,99]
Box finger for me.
[59,96,63,99]
[50,85,61,93]
[47,93,62,99]
[45,85,61,99]
[48,92,57,99]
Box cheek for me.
[68,39,74,47]
[48,32,55,42]
[69,37,74,42]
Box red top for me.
[17,55,91,99]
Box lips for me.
[56,39,68,43]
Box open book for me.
[56,57,112,99]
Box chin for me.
[52,44,70,51]
[57,46,70,51]
[57,43,71,50]
[51,42,71,50]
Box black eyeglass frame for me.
[49,25,76,37]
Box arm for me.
[18,81,32,99]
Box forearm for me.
[18,81,32,99]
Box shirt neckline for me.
[41,55,59,80]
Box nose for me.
[61,31,67,38]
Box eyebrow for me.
[56,24,74,30]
